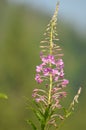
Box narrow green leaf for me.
[44,105,51,120]
[41,123,45,130]
[34,102,44,116]
[62,107,67,114]
[27,120,38,130]
[62,107,72,118]
[40,105,51,130]
[34,110,44,122]
[66,111,72,118]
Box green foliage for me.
[0,93,8,99]
[27,120,38,130]
[28,100,51,130]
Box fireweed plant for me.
[28,3,81,130]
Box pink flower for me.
[52,87,61,93]
[52,69,59,76]
[43,68,52,76]
[41,57,48,64]
[54,76,59,81]
[59,92,67,98]
[62,79,69,86]
[32,89,39,97]
[56,59,64,69]
[59,69,64,77]
[36,65,43,72]
[35,96,46,104]
[35,74,43,83]
[41,55,55,64]
[35,98,41,102]
[47,55,55,64]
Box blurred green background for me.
[0,0,86,130]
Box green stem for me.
[48,74,52,105]
[48,24,53,105]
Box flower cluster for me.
[33,53,69,111]
[35,54,68,85]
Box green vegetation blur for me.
[0,1,86,130]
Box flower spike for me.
[28,3,81,130]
